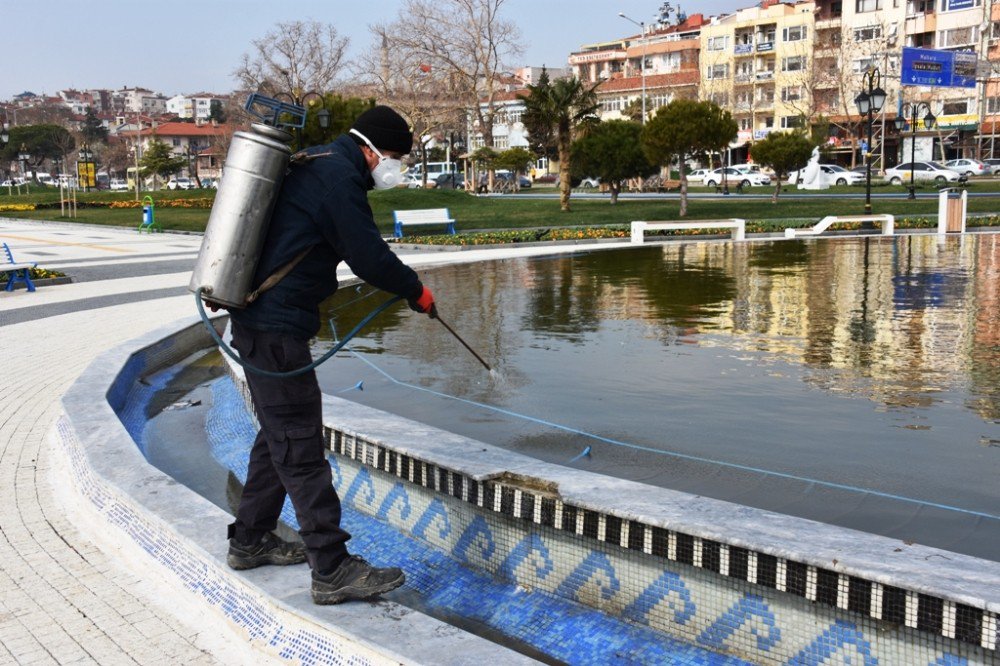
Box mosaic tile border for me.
[320,426,998,654]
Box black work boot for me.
[311,555,405,605]
[227,532,307,570]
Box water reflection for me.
[315,234,1000,558]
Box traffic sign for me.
[901,47,977,89]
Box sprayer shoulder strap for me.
[245,246,313,305]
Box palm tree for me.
[521,72,599,211]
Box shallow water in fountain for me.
[315,234,1000,560]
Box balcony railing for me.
[734,43,754,55]
[755,70,775,81]
[735,73,753,83]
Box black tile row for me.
[325,426,995,653]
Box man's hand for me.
[205,299,229,313]
[407,286,437,318]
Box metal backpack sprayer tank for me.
[188,94,307,309]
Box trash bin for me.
[937,188,966,235]
[138,196,157,233]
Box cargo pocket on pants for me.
[272,425,324,467]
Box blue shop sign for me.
[946,0,975,10]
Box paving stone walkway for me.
[0,221,235,665]
[0,218,624,664]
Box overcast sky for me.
[2,0,750,101]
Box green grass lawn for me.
[3,182,1000,236]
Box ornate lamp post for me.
[618,13,648,124]
[274,91,330,150]
[854,68,887,220]
[893,102,935,200]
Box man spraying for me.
[224,106,435,605]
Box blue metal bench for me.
[2,242,37,292]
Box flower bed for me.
[0,266,66,281]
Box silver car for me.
[943,158,988,176]
[883,161,962,185]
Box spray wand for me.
[431,308,492,372]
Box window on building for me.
[909,32,934,47]
[707,63,730,79]
[987,97,1000,114]
[739,117,753,130]
[907,0,933,13]
[758,89,775,104]
[710,92,730,106]
[762,116,774,128]
[781,115,804,128]
[854,25,882,41]
[783,25,807,41]
[172,138,180,146]
[856,0,882,11]
[939,26,977,47]
[941,99,970,115]
[782,56,806,72]
[781,86,804,102]
[852,58,876,73]
[707,36,728,51]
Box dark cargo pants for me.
[228,321,350,573]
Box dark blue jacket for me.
[230,134,422,339]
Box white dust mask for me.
[350,129,404,189]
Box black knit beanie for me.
[351,106,413,155]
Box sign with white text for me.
[901,47,977,88]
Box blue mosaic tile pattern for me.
[208,378,751,665]
[208,375,999,666]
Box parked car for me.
[578,176,600,188]
[1,178,27,187]
[943,158,989,176]
[982,158,1000,174]
[167,177,194,190]
[786,164,865,187]
[109,179,129,191]
[434,172,465,190]
[686,169,711,183]
[703,167,771,188]
[883,161,963,185]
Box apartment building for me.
[700,2,818,163]
[560,0,998,166]
[569,14,705,121]
[112,87,168,115]
[165,93,225,121]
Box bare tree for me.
[233,20,349,96]
[355,27,465,181]
[372,0,524,149]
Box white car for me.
[687,169,712,183]
[786,164,865,187]
[579,176,600,188]
[167,177,194,190]
[109,179,129,191]
[703,167,771,188]
[943,158,988,176]
[883,161,963,185]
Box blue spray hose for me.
[194,288,402,378]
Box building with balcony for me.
[699,1,818,163]
[569,13,706,122]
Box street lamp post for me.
[18,143,31,184]
[618,13,648,124]
[274,91,330,150]
[1,120,10,195]
[854,68,887,222]
[893,102,936,200]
